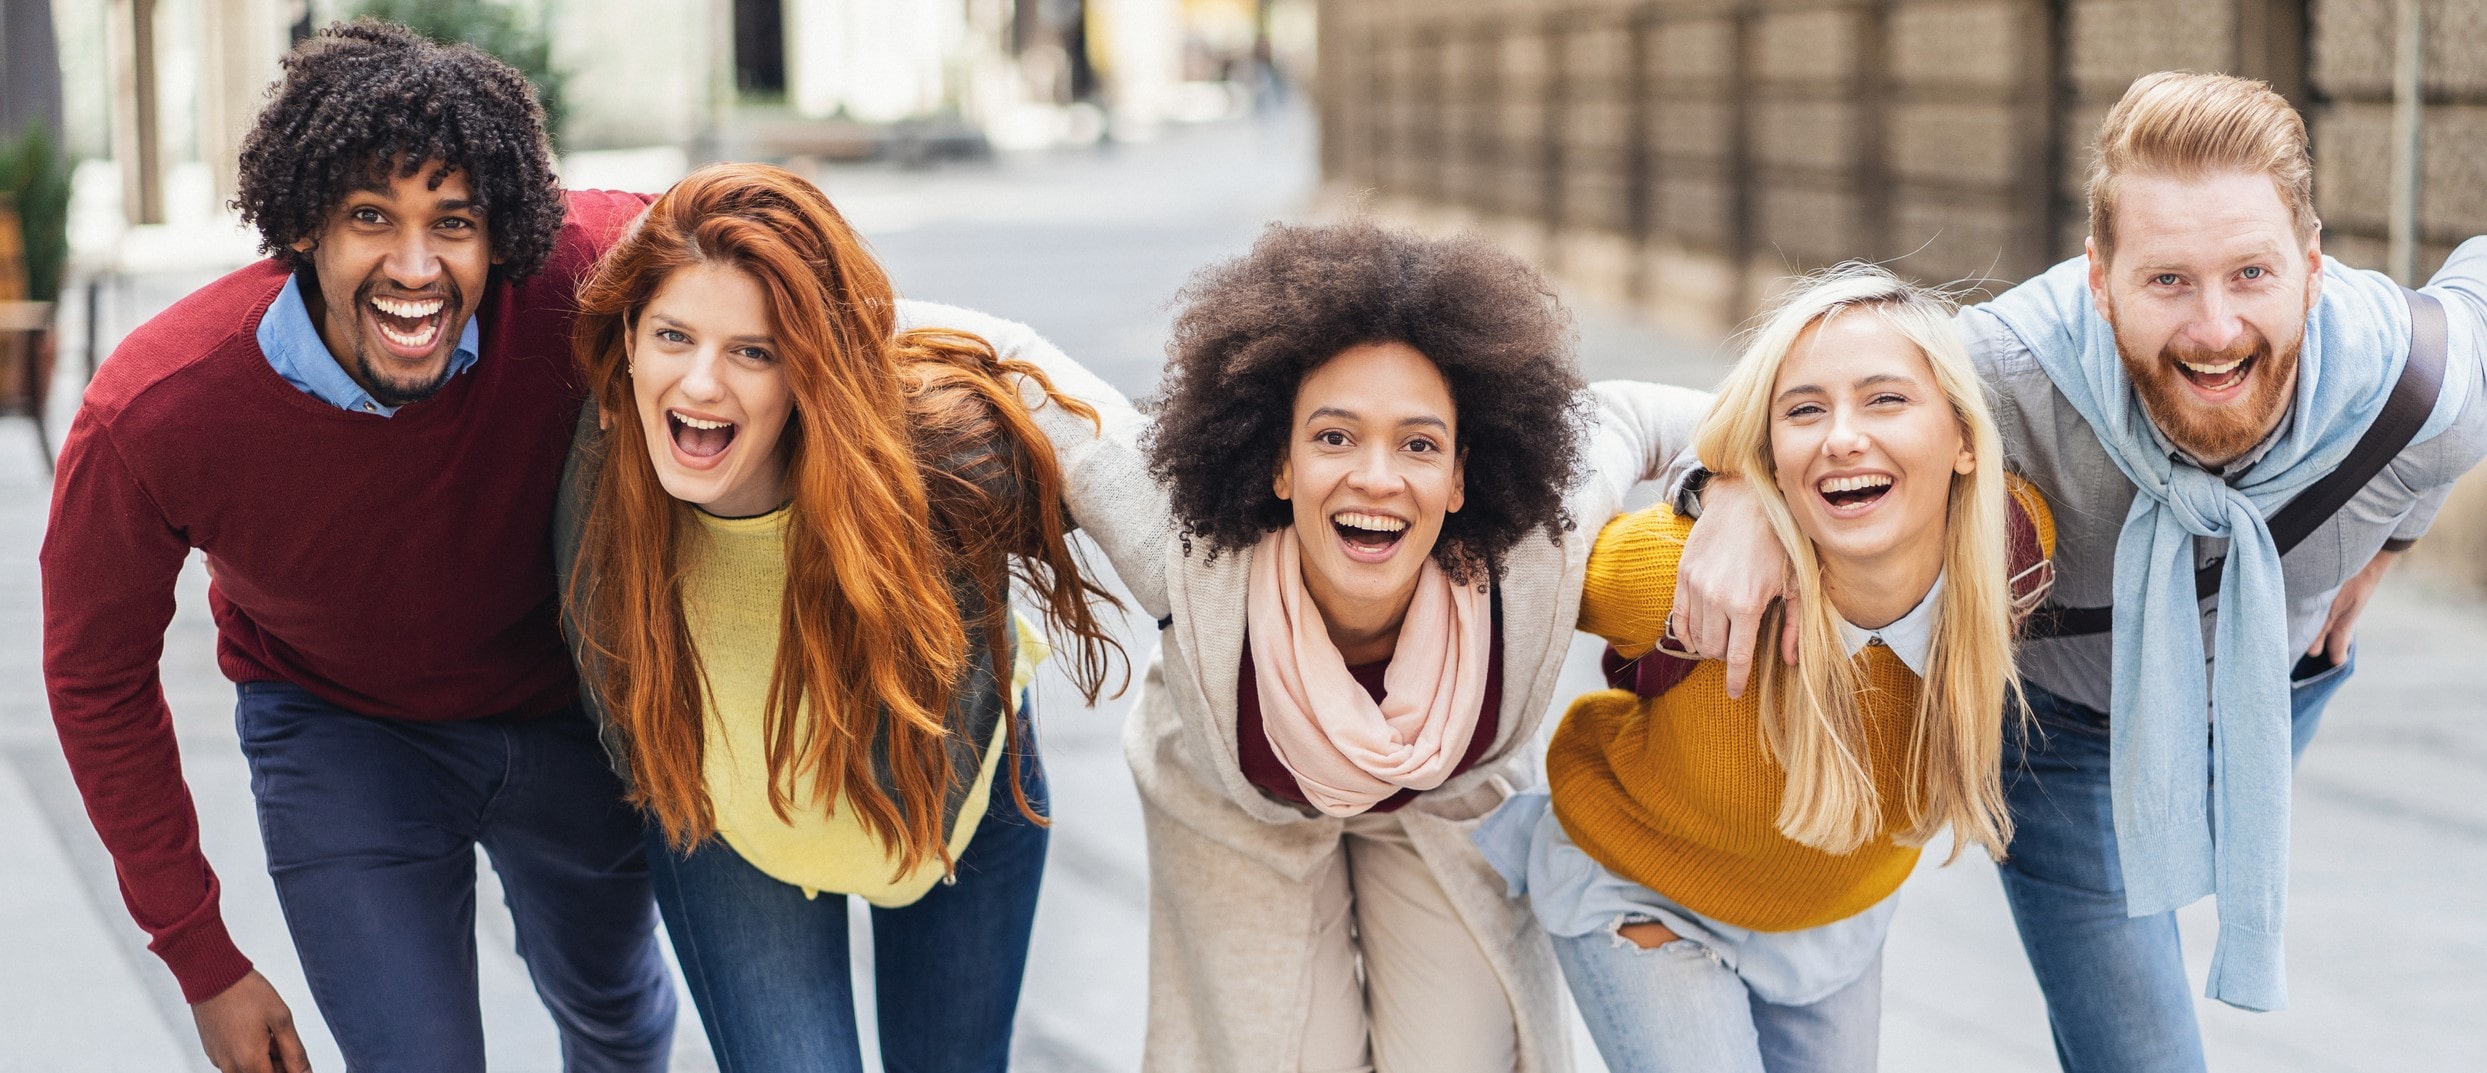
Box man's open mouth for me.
[1331,510,1408,559]
[365,294,448,355]
[2175,353,2256,394]
[669,409,737,459]
[1817,473,1892,511]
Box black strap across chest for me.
[2023,286,2449,640]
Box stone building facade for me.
[1315,0,2487,587]
[1317,0,2483,328]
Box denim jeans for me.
[1997,650,2354,1073]
[234,680,677,1073]
[1552,927,1883,1073]
[647,717,1050,1073]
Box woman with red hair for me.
[553,162,1121,1071]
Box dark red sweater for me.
[40,189,649,1003]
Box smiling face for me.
[628,262,795,517]
[295,160,499,407]
[1770,311,1973,586]
[2089,170,2320,468]
[1272,341,1467,625]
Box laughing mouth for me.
[1817,473,1892,509]
[1331,510,1408,553]
[366,294,449,352]
[2176,354,2256,393]
[669,410,737,459]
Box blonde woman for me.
[1475,266,2054,1073]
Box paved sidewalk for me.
[6,109,2481,1071]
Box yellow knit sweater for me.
[684,507,1040,907]
[1547,481,2053,932]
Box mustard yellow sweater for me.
[685,507,1039,907]
[1547,482,2053,932]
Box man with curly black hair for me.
[42,22,674,1073]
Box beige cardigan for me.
[916,302,1707,1071]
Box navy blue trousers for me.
[647,713,1050,1073]
[235,680,677,1072]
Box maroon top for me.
[39,189,650,1002]
[1235,624,1505,813]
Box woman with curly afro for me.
[1005,221,1710,1071]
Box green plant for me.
[0,122,70,303]
[351,0,567,146]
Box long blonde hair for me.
[1692,264,2019,861]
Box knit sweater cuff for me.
[154,908,254,1005]
[2204,919,2287,1013]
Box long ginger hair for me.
[1693,265,2020,862]
[570,163,1123,872]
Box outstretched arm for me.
[896,300,1175,618]
[1582,380,1712,506]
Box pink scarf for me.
[1245,527,1493,817]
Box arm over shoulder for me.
[2395,238,2487,499]
[893,300,1175,617]
[1583,381,1712,511]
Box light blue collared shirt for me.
[257,274,481,416]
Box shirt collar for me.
[256,273,482,416]
[1835,572,1942,676]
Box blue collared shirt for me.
[257,274,481,416]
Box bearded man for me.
[1669,71,2486,1073]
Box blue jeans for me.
[648,715,1050,1073]
[1553,928,1882,1073]
[1998,650,2354,1073]
[234,681,677,1073]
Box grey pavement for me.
[6,108,2482,1071]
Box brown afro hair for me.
[1144,221,1590,581]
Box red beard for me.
[2113,319,2300,469]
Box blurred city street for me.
[3,103,2482,1071]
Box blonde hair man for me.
[1672,71,2487,1072]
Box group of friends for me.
[38,20,2487,1073]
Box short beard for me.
[352,277,467,408]
[2112,313,2299,469]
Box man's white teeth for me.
[2180,357,2245,376]
[1818,474,1893,495]
[372,296,445,318]
[376,320,438,349]
[1332,511,1406,532]
[672,412,732,430]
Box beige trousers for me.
[1296,810,1520,1073]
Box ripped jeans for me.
[1550,924,1883,1073]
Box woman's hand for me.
[1671,475,1796,698]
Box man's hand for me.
[2309,549,2398,666]
[1672,474,1797,698]
[192,970,311,1073]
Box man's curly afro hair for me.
[232,20,564,282]
[1145,221,1590,581]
